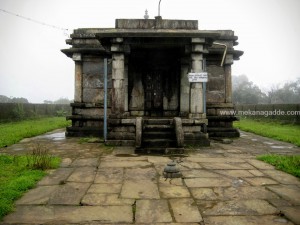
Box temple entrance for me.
[144,71,164,116]
[128,47,181,117]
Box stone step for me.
[142,139,177,148]
[105,140,136,146]
[144,124,173,131]
[143,131,175,139]
[135,147,166,154]
[144,119,173,125]
[135,147,185,154]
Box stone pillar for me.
[112,53,125,114]
[73,53,82,103]
[224,54,234,103]
[180,57,190,116]
[111,38,127,115]
[124,57,129,112]
[190,38,205,117]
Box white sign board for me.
[188,72,208,82]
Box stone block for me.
[204,215,293,225]
[202,199,278,216]
[191,37,205,43]
[48,183,90,205]
[81,193,134,206]
[67,167,97,183]
[170,198,202,222]
[185,177,232,187]
[135,200,173,223]
[16,186,58,205]
[87,183,122,194]
[38,168,74,186]
[94,168,123,184]
[121,180,160,199]
[267,185,300,205]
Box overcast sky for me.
[0,0,299,103]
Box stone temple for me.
[62,16,243,152]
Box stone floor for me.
[1,129,300,225]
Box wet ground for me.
[1,129,300,225]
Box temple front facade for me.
[62,16,243,152]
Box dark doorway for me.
[128,47,181,117]
[144,71,164,116]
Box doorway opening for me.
[128,47,181,117]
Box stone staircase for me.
[136,118,184,154]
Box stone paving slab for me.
[37,167,74,185]
[135,200,173,223]
[48,182,90,205]
[67,167,97,183]
[267,185,300,204]
[94,168,124,184]
[262,169,300,185]
[2,205,133,224]
[184,177,233,188]
[121,180,160,199]
[160,185,191,198]
[243,177,279,186]
[16,186,58,205]
[169,198,202,223]
[81,193,134,206]
[200,162,255,170]
[88,183,122,194]
[204,215,293,225]
[71,157,99,167]
[280,206,300,225]
[201,199,279,216]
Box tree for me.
[266,78,300,104]
[53,97,72,104]
[0,95,11,103]
[0,95,29,103]
[232,75,266,104]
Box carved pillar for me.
[190,38,205,117]
[73,53,82,103]
[224,54,234,103]
[124,57,129,112]
[111,38,128,115]
[180,57,190,116]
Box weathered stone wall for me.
[235,104,300,124]
[115,19,198,30]
[206,65,225,103]
[0,103,71,121]
[82,57,112,105]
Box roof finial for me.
[144,9,149,19]
[158,0,162,17]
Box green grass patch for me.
[0,117,71,148]
[234,118,300,147]
[0,154,60,220]
[257,154,300,178]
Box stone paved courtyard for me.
[1,129,300,225]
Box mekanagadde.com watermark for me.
[220,109,300,117]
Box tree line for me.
[0,95,72,104]
[232,75,300,104]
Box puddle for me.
[40,132,66,140]
[263,142,274,145]
[270,146,292,149]
[115,154,140,157]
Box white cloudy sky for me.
[0,0,299,103]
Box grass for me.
[257,154,300,178]
[0,117,71,148]
[0,153,60,220]
[234,118,300,147]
